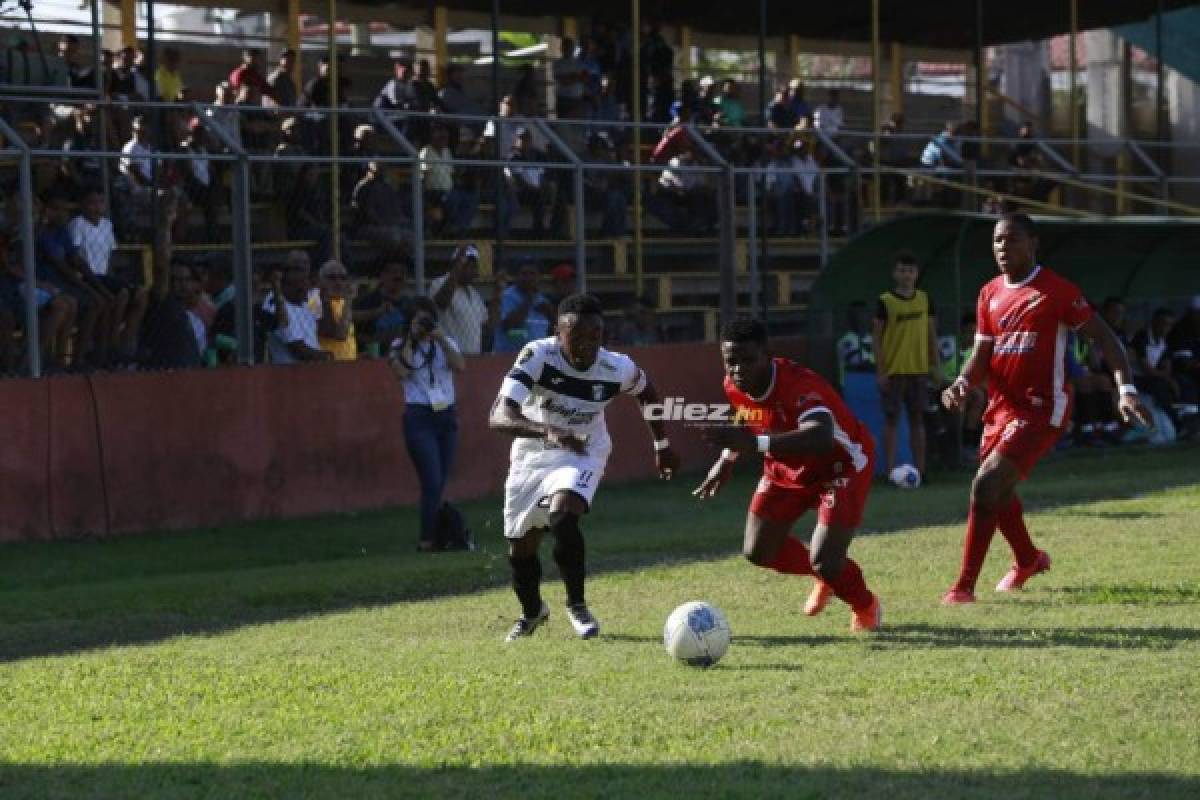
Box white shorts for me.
[503,448,606,539]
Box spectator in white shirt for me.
[69,188,148,361]
[420,124,456,233]
[120,115,155,192]
[428,244,502,354]
[764,138,820,235]
[264,252,333,364]
[649,148,714,233]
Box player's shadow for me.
[1053,509,1167,520]
[872,623,1200,650]
[602,633,845,648]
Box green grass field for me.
[1,446,1199,799]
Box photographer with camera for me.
[390,297,466,551]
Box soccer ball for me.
[663,601,731,667]
[889,464,921,489]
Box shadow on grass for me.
[0,762,1195,800]
[1,445,1196,665]
[1053,510,1167,520]
[1047,583,1200,605]
[873,624,1200,650]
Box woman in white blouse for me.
[390,297,466,551]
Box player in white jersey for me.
[489,293,679,641]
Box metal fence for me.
[2,98,1199,378]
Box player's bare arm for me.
[1078,315,1154,428]
[634,379,680,480]
[942,338,993,412]
[488,395,588,454]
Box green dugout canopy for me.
[810,213,1200,329]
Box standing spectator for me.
[590,74,622,135]
[764,139,818,235]
[267,49,298,109]
[180,120,219,242]
[921,121,962,169]
[788,79,812,124]
[644,70,676,124]
[59,35,96,89]
[429,244,500,355]
[813,89,844,136]
[264,252,332,364]
[108,46,146,103]
[612,294,664,346]
[60,105,105,199]
[229,49,272,102]
[411,59,440,112]
[554,37,587,119]
[583,133,629,237]
[350,163,412,251]
[873,251,940,480]
[375,58,417,111]
[420,125,456,233]
[316,259,357,361]
[713,80,746,128]
[767,86,798,129]
[504,128,555,237]
[510,65,540,116]
[354,256,414,353]
[69,188,147,362]
[156,47,184,101]
[390,296,465,552]
[496,261,556,353]
[140,196,205,370]
[273,116,306,202]
[438,63,480,118]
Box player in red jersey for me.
[694,318,882,632]
[940,213,1152,604]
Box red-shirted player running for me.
[941,213,1152,604]
[694,318,882,632]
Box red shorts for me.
[980,412,1064,478]
[749,466,873,530]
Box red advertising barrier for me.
[0,338,804,542]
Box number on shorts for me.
[575,470,594,489]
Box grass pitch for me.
[1,446,1198,799]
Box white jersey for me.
[499,337,647,463]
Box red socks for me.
[766,536,872,612]
[825,557,874,611]
[952,503,998,593]
[767,535,813,575]
[954,496,1039,592]
[997,496,1039,568]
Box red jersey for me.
[724,358,872,490]
[976,265,1093,428]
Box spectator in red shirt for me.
[229,49,272,103]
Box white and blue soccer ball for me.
[889,463,922,489]
[664,601,731,667]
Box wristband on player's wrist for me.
[653,437,671,451]
[756,434,771,454]
[1118,383,1139,397]
[952,375,970,390]
[720,448,739,462]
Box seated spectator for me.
[411,59,441,113]
[504,128,556,236]
[139,196,206,370]
[69,188,148,363]
[108,45,146,104]
[612,294,664,346]
[583,133,629,237]
[316,259,357,361]
[649,148,715,233]
[836,300,875,386]
[119,115,156,198]
[940,313,986,449]
[920,121,962,169]
[1071,330,1122,446]
[37,195,113,368]
[767,86,797,130]
[483,94,527,157]
[441,130,482,236]
[205,256,239,362]
[156,46,184,102]
[510,64,540,116]
[651,110,693,165]
[263,250,332,364]
[206,82,243,150]
[645,70,676,124]
[273,116,307,201]
[428,244,499,355]
[813,89,844,136]
[59,34,96,90]
[350,163,413,250]
[495,261,555,353]
[1131,307,1195,434]
[389,296,465,552]
[340,124,375,204]
[354,256,414,354]
[0,227,76,373]
[1168,297,1200,394]
[713,80,746,128]
[590,74,622,135]
[267,49,298,109]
